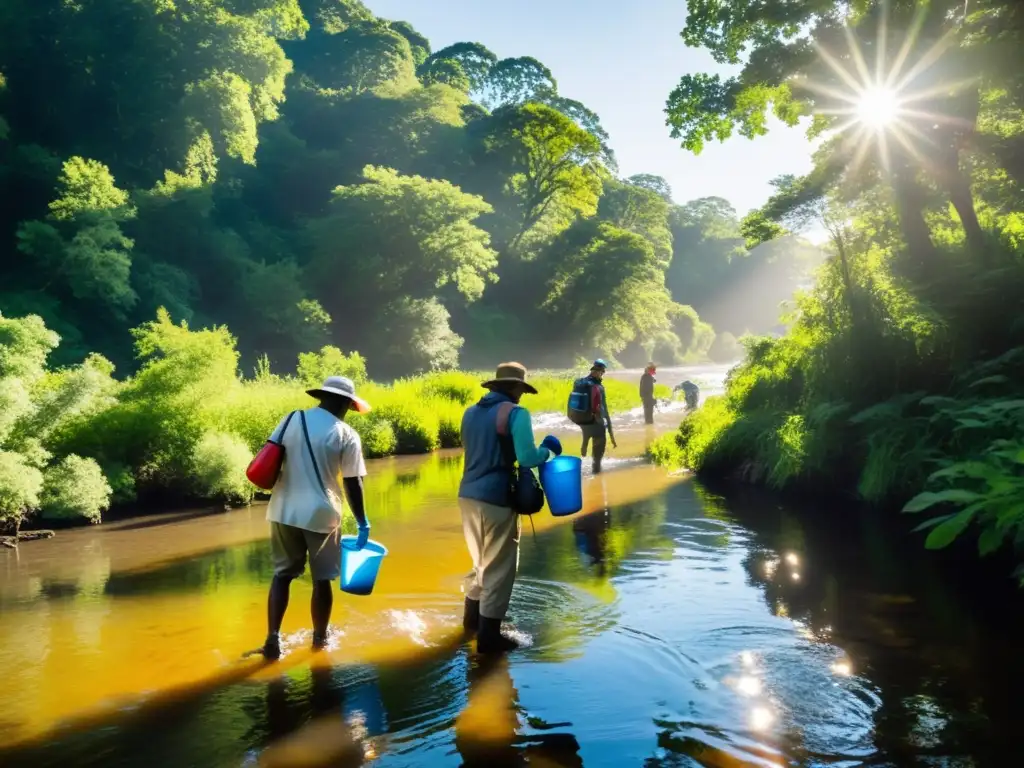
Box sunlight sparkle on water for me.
[832,660,853,677]
[741,651,756,667]
[737,675,763,696]
[750,706,775,732]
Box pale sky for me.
[365,0,818,216]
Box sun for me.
[856,86,900,128]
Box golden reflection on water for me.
[0,449,683,746]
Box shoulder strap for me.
[299,410,329,497]
[272,410,297,444]
[494,401,518,468]
[495,401,516,436]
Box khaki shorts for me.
[270,522,341,582]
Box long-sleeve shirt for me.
[508,408,550,468]
[639,372,656,401]
[587,376,611,426]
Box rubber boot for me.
[592,457,602,474]
[477,616,520,654]
[462,597,481,636]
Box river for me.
[2,364,1024,767]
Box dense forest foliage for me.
[0,307,667,533]
[655,0,1024,576]
[0,0,820,380]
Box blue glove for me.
[541,435,563,456]
[355,522,371,550]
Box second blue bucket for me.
[539,456,583,517]
[339,536,388,595]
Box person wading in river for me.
[459,362,561,654]
[258,376,372,660]
[567,360,616,473]
[639,363,657,425]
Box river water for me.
[2,365,1023,767]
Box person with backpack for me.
[639,362,657,425]
[256,376,372,661]
[567,359,616,473]
[458,362,561,653]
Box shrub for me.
[191,432,254,505]
[296,345,368,386]
[417,370,478,404]
[371,402,440,453]
[0,450,43,528]
[39,454,111,523]
[359,417,397,458]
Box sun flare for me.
[856,86,900,127]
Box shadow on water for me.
[695,482,1024,767]
[6,432,1024,767]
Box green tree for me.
[541,221,678,356]
[599,178,673,264]
[310,165,497,307]
[16,157,137,314]
[471,102,604,252]
[419,42,498,94]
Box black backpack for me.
[495,402,545,515]
[566,377,596,425]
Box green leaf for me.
[954,418,988,429]
[903,492,944,513]
[928,461,994,482]
[902,488,982,513]
[989,399,1024,411]
[924,508,977,550]
[912,514,953,532]
[920,395,958,407]
[968,375,1009,388]
[977,525,1006,556]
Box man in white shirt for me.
[259,376,372,660]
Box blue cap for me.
[592,359,608,370]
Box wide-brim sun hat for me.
[306,375,371,413]
[481,362,538,395]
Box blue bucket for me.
[339,537,388,595]
[539,456,583,517]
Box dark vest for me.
[458,392,517,507]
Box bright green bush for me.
[3,309,677,523]
[296,345,368,386]
[191,432,254,505]
[360,418,398,458]
[39,454,111,523]
[0,450,43,528]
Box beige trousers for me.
[459,497,521,620]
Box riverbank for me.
[650,336,1024,583]
[4,307,695,534]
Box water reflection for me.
[3,449,1024,766]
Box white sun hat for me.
[305,376,371,414]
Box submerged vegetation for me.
[655,0,1024,578]
[0,309,660,532]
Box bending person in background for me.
[259,376,372,660]
[674,380,700,411]
[458,362,561,654]
[639,362,657,425]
